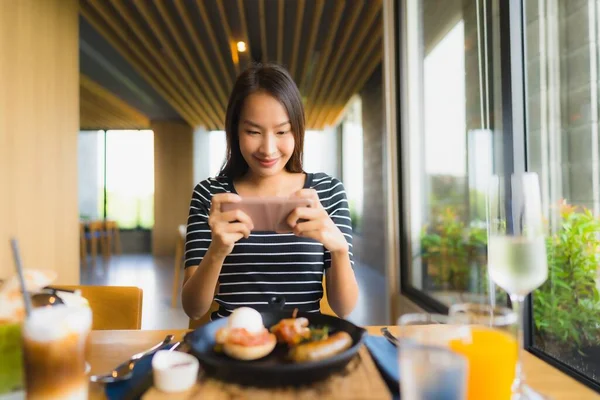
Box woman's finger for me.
[220,209,254,228]
[293,219,324,236]
[287,206,325,228]
[224,222,252,238]
[293,189,321,208]
[210,193,242,216]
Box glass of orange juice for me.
[398,304,518,400]
[448,303,518,400]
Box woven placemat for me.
[143,346,392,400]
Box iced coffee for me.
[22,305,92,400]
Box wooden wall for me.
[153,121,194,256]
[0,0,79,283]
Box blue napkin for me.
[104,343,177,400]
[364,335,400,399]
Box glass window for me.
[209,130,227,177]
[79,129,155,229]
[303,128,340,179]
[104,130,154,229]
[525,0,600,384]
[341,96,364,233]
[78,130,105,220]
[401,0,507,307]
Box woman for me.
[182,63,358,321]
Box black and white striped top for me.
[184,172,354,320]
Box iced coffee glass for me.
[22,305,92,400]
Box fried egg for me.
[227,307,264,333]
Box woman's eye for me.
[277,131,288,135]
[246,130,260,135]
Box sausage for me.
[289,331,353,362]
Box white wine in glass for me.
[488,236,547,296]
[487,172,548,400]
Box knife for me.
[380,327,401,347]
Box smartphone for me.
[221,197,312,232]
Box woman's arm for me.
[181,186,253,319]
[181,248,226,319]
[287,179,359,317]
[325,249,359,317]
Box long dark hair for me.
[219,63,305,179]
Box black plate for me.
[184,304,367,386]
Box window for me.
[78,130,105,220]
[303,128,340,179]
[400,0,507,308]
[341,96,364,233]
[78,130,154,229]
[208,130,227,177]
[398,0,600,390]
[525,0,600,386]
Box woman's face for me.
[238,91,295,178]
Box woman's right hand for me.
[208,193,254,257]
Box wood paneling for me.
[80,74,150,130]
[0,0,79,283]
[79,0,383,130]
[152,121,194,257]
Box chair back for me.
[53,285,143,330]
[87,220,104,232]
[104,220,118,231]
[320,278,336,316]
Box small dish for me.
[152,350,199,393]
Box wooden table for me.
[88,327,600,400]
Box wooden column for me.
[0,0,79,283]
[153,121,194,256]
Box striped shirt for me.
[184,172,354,320]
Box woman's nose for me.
[258,133,277,155]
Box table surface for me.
[87,327,600,400]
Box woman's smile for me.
[255,156,279,168]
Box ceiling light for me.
[237,41,247,53]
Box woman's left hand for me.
[286,189,349,254]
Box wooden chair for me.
[54,285,143,330]
[79,222,87,267]
[103,220,122,256]
[320,276,336,316]
[172,224,186,307]
[84,220,108,266]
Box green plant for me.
[534,201,600,353]
[419,208,487,291]
[348,200,362,233]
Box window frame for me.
[80,128,154,232]
[395,0,600,392]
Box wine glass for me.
[487,172,548,399]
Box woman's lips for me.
[255,157,278,168]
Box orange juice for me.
[448,327,517,400]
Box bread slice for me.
[223,333,277,360]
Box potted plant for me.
[533,201,600,376]
[419,208,488,292]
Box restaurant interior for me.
[2,0,600,399]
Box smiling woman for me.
[181,63,359,323]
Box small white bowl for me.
[152,350,200,393]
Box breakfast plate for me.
[183,297,367,386]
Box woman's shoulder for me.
[193,176,234,203]
[309,172,345,192]
[308,172,347,211]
